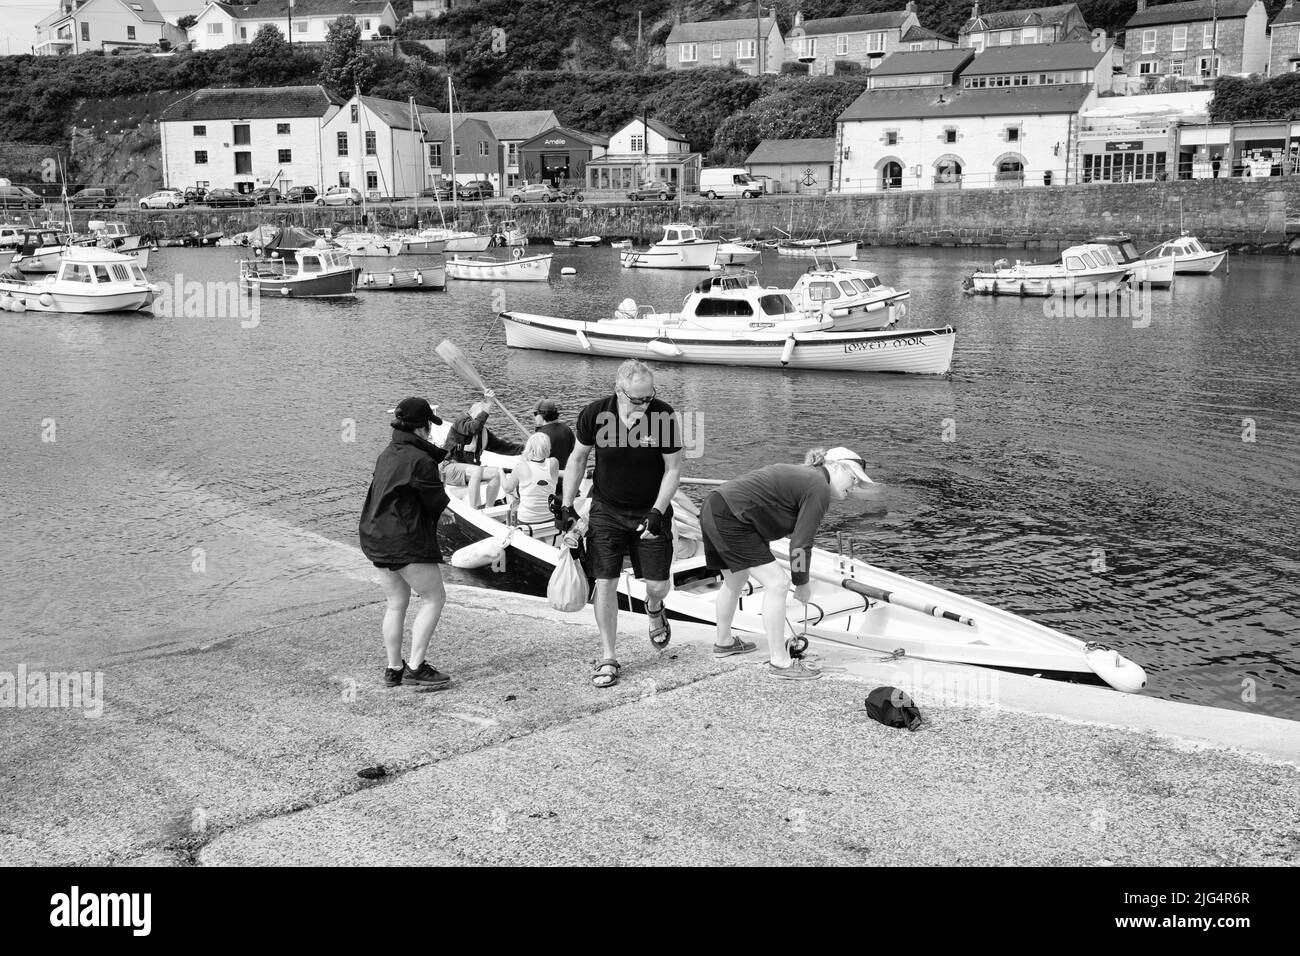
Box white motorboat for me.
[333,231,403,257]
[610,239,632,249]
[403,228,487,253]
[393,232,450,254]
[716,240,762,266]
[787,266,911,331]
[238,249,359,298]
[0,224,28,251]
[0,246,158,313]
[86,220,147,254]
[1142,233,1227,274]
[438,479,1145,693]
[1091,235,1173,289]
[493,219,529,247]
[620,223,720,270]
[10,228,66,273]
[964,243,1131,297]
[500,300,955,374]
[777,238,859,260]
[446,251,553,282]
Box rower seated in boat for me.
[501,433,559,534]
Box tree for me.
[177,14,198,32]
[319,15,381,94]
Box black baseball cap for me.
[393,397,438,425]
[533,400,559,421]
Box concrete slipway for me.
[2,566,1297,867]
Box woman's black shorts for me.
[700,494,775,572]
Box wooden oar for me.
[680,477,726,485]
[434,339,530,440]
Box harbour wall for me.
[57,178,1300,252]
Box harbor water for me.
[1,244,1297,718]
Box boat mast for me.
[449,76,457,200]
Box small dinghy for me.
[777,238,859,260]
[446,249,553,282]
[358,266,446,291]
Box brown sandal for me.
[592,659,621,688]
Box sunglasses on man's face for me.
[620,387,656,406]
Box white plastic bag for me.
[547,547,587,612]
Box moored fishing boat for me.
[963,243,1130,297]
[446,250,553,282]
[10,229,66,273]
[439,476,1145,693]
[777,238,859,260]
[86,220,148,254]
[1142,233,1227,274]
[238,248,359,297]
[492,219,529,247]
[0,246,158,313]
[620,223,719,270]
[358,265,446,290]
[788,265,910,331]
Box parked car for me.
[251,187,281,205]
[421,183,456,201]
[0,184,45,209]
[206,188,255,208]
[456,179,494,201]
[284,186,318,204]
[139,189,186,209]
[183,186,207,204]
[626,180,677,202]
[317,186,362,206]
[509,182,561,204]
[69,187,117,209]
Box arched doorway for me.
[878,160,903,190]
[932,154,964,188]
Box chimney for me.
[1135,0,1146,10]
[972,3,980,20]
[794,10,803,28]
[905,1,916,12]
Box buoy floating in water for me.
[560,267,576,276]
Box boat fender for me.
[512,247,524,260]
[450,536,507,569]
[12,298,25,313]
[389,273,395,286]
[39,293,53,308]
[780,336,796,366]
[281,287,290,297]
[897,302,907,320]
[575,328,591,351]
[1084,643,1147,694]
[415,271,423,285]
[614,298,637,322]
[647,337,682,358]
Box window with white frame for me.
[429,144,441,166]
[1172,26,1187,51]
[362,19,371,30]
[195,150,208,164]
[365,131,376,155]
[972,35,984,52]
[803,37,817,58]
[738,39,756,59]
[1170,57,1184,75]
[506,143,518,164]
[294,21,307,33]
[1006,126,1020,142]
[867,32,885,53]
[240,27,246,39]
[1142,29,1156,54]
[836,35,847,56]
[478,141,488,157]
[884,130,899,146]
[278,149,292,163]
[367,172,378,189]
[127,25,135,39]
[630,134,644,152]
[193,125,206,136]
[712,42,721,58]
[998,31,1011,45]
[1138,60,1158,74]
[277,123,290,134]
[680,43,697,62]
[910,42,922,51]
[208,22,223,34]
[337,132,349,156]
[1203,24,1214,48]
[1021,28,1037,44]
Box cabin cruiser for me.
[1142,233,1227,274]
[787,266,911,330]
[0,246,157,313]
[1091,235,1173,288]
[964,243,1130,297]
[620,223,719,270]
[238,248,359,298]
[10,229,66,273]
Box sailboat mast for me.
[448,76,457,199]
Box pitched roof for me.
[460,110,558,141]
[645,117,687,141]
[520,125,610,149]
[839,82,1093,121]
[962,3,1079,34]
[744,138,836,165]
[1126,0,1256,27]
[116,0,165,23]
[870,48,974,76]
[160,86,343,121]
[213,0,391,20]
[421,114,493,143]
[797,12,912,36]
[360,95,434,131]
[667,16,777,43]
[962,40,1107,74]
[1274,1,1300,26]
[900,24,957,44]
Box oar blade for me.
[435,339,487,392]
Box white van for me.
[699,168,764,199]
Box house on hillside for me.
[1269,0,1300,74]
[959,3,1091,52]
[665,11,783,76]
[899,24,958,52]
[786,3,921,75]
[188,0,397,51]
[1121,0,1268,82]
[744,138,836,194]
[584,117,700,195]
[320,94,431,198]
[960,40,1116,93]
[835,79,1094,192]
[34,0,187,55]
[158,85,343,194]
[410,0,471,16]
[865,49,975,89]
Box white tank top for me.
[515,458,556,524]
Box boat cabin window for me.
[694,296,754,317]
[1080,252,1097,268]
[93,265,112,282]
[1065,256,1084,270]
[301,255,319,271]
[1186,239,1204,253]
[838,281,859,296]
[1118,242,1137,261]
[111,265,131,282]
[805,281,840,301]
[855,277,880,291]
[760,294,796,316]
[131,265,146,281]
[64,263,92,283]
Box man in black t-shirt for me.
[532,398,575,499]
[559,360,682,688]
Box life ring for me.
[511,246,523,260]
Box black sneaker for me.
[384,660,406,688]
[403,661,452,689]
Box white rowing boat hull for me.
[1172,250,1227,274]
[968,269,1128,297]
[446,254,553,282]
[778,240,858,260]
[500,310,956,374]
[716,243,761,266]
[440,489,1145,691]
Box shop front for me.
[1176,125,1234,179]
[584,153,702,196]
[1228,122,1292,178]
[516,127,608,190]
[1079,135,1172,183]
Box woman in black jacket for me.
[358,397,454,690]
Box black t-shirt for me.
[537,420,575,468]
[575,395,682,511]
